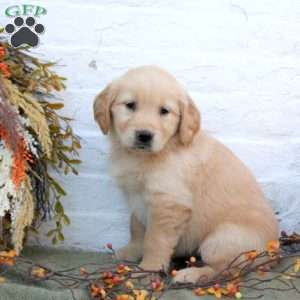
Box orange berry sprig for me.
[105,243,116,255]
[185,256,197,267]
[89,282,107,299]
[0,62,11,78]
[267,240,280,257]
[0,250,17,266]
[151,278,164,292]
[0,46,6,59]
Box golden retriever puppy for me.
[93,66,278,283]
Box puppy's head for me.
[94,66,200,153]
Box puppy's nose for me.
[136,130,153,144]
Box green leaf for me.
[30,69,40,78]
[64,165,69,175]
[50,179,67,196]
[55,201,64,214]
[62,214,71,225]
[71,168,79,175]
[43,62,56,67]
[52,236,58,245]
[29,227,39,235]
[58,145,73,152]
[49,125,60,133]
[47,229,57,237]
[55,221,62,231]
[68,159,81,164]
[58,232,64,241]
[73,140,81,149]
[47,103,64,110]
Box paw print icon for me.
[5,17,45,48]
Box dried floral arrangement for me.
[0,29,81,253]
[0,231,299,300]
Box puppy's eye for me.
[159,107,169,116]
[125,101,136,111]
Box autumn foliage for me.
[1,232,299,300]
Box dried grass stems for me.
[0,29,81,251]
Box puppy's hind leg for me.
[173,265,216,284]
[174,223,270,283]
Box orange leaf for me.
[0,250,16,267]
[116,295,134,300]
[225,282,239,296]
[194,287,206,296]
[116,264,131,274]
[208,286,223,298]
[267,240,280,255]
[90,283,106,298]
[0,250,17,258]
[133,289,148,300]
[244,250,258,260]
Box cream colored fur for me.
[94,66,278,283]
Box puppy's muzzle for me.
[135,130,154,149]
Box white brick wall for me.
[1,0,300,250]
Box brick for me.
[1,0,299,249]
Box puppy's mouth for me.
[131,143,153,152]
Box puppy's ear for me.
[179,94,201,145]
[93,83,115,135]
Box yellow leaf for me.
[215,290,222,299]
[0,276,6,284]
[125,280,134,289]
[207,286,223,299]
[294,259,300,273]
[31,267,47,278]
[133,289,148,300]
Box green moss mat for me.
[0,246,299,300]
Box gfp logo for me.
[4,5,47,48]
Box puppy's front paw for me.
[116,244,142,262]
[139,260,167,272]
